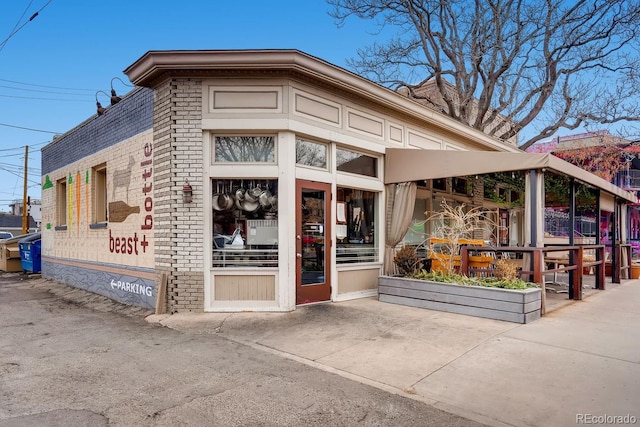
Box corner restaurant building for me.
[40,50,636,313]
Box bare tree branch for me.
[328,0,640,149]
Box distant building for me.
[399,79,519,146]
[525,130,630,153]
[526,130,640,256]
[9,199,42,229]
[524,131,640,189]
[0,213,38,236]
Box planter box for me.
[378,276,541,324]
[607,263,640,279]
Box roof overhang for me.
[124,49,521,153]
[385,148,637,203]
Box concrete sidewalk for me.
[148,282,640,427]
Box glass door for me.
[296,180,331,304]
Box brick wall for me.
[41,131,155,265]
[42,87,153,175]
[153,78,205,313]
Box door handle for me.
[296,253,302,258]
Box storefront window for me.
[296,139,328,169]
[212,178,278,268]
[214,136,275,163]
[544,207,570,237]
[336,148,377,177]
[336,188,377,263]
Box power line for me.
[0,166,41,186]
[0,160,39,168]
[0,93,89,102]
[0,152,32,157]
[0,141,50,152]
[0,122,61,134]
[5,1,36,42]
[0,84,90,96]
[0,78,94,92]
[0,146,29,153]
[0,0,53,52]
[0,0,36,54]
[0,161,41,170]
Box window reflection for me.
[336,148,377,177]
[214,136,275,163]
[296,139,328,169]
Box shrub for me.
[493,258,519,281]
[394,246,422,276]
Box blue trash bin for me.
[19,233,42,273]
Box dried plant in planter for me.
[493,258,519,281]
[424,201,493,276]
[394,246,422,276]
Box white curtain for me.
[384,182,417,275]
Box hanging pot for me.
[217,193,232,211]
[235,181,245,201]
[212,182,224,211]
[226,195,236,210]
[212,195,224,211]
[223,182,238,210]
[242,199,260,212]
[245,184,260,203]
[259,186,272,208]
[235,195,244,210]
[268,194,277,211]
[248,184,262,200]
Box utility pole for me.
[22,145,28,235]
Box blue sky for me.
[0,0,378,211]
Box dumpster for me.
[0,234,32,272]
[19,233,42,273]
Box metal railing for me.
[615,169,640,190]
[458,244,627,314]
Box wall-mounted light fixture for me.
[95,90,110,116]
[110,77,134,105]
[182,179,193,203]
